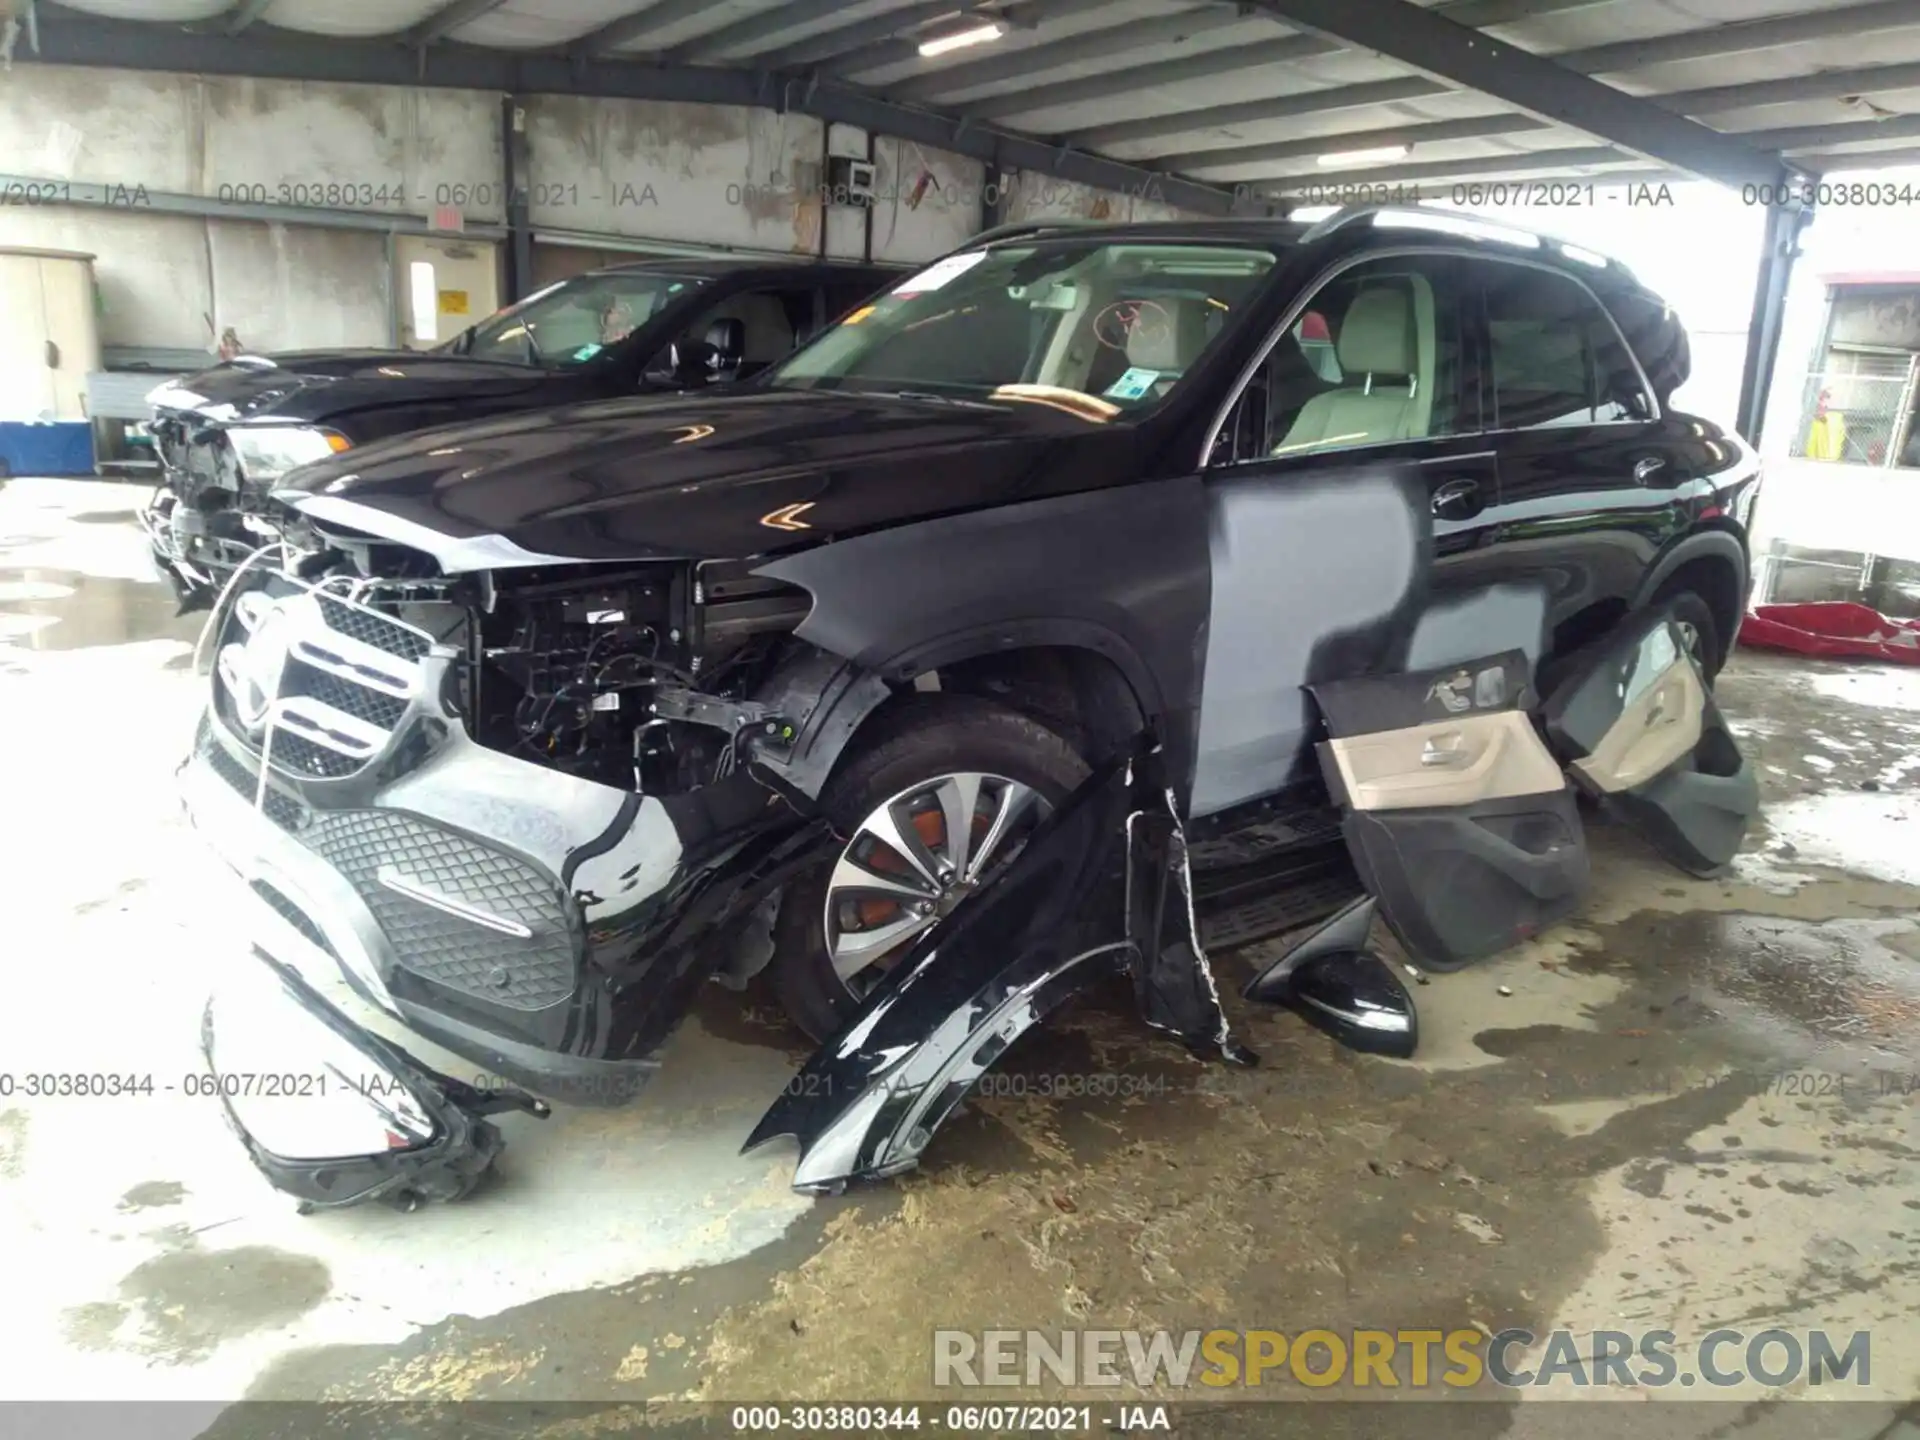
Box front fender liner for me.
[744,743,1240,1192]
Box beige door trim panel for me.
[1324,709,1566,812]
[1568,655,1704,794]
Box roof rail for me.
[1298,203,1636,281]
[966,219,1099,246]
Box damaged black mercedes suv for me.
[181,208,1761,1209]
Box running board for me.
[1192,840,1364,953]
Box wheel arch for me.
[1634,526,1749,654]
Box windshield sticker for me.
[571,343,604,362]
[892,251,988,296]
[1103,367,1161,401]
[842,304,877,326]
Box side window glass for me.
[1484,266,1653,429]
[662,286,816,381]
[1221,256,1466,463]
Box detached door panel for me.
[1541,607,1758,875]
[1311,652,1589,970]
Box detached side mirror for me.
[1243,896,1418,1058]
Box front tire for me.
[771,694,1090,1042]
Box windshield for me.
[767,240,1281,415]
[451,271,709,367]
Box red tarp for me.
[1739,602,1920,665]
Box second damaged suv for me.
[144,256,897,609]
[181,210,1761,1208]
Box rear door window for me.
[1481,265,1654,430]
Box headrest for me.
[1126,300,1211,371]
[1336,286,1415,377]
[704,317,745,363]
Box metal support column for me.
[1736,199,1815,448]
[981,151,1007,232]
[500,93,534,303]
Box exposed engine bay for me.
[144,421,286,605]
[268,511,816,794]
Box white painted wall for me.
[0,62,995,356]
[522,94,827,253]
[1000,170,1211,226]
[869,136,984,263]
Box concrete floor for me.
[3,477,1918,1437]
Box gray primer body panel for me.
[1404,583,1550,674]
[1189,468,1431,818]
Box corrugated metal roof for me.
[42,0,1920,193]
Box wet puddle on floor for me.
[1805,664,1920,712]
[1581,908,1920,1071]
[0,568,201,651]
[1737,790,1920,890]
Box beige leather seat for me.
[1083,296,1213,397]
[1275,283,1430,453]
[702,293,796,367]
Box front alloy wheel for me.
[770,693,1090,1042]
[824,772,1050,995]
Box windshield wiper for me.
[872,388,1001,409]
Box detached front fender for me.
[744,743,1239,1192]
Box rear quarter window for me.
[1603,288,1690,410]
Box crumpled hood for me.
[275,387,1143,568]
[147,350,549,428]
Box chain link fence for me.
[1787,357,1917,467]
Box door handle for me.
[1634,456,1666,483]
[1430,477,1480,516]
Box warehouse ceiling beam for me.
[1742,111,1920,153]
[968,0,1610,123]
[219,0,277,37]
[405,0,512,48]
[1075,57,1920,162]
[759,0,1108,73]
[1162,113,1550,174]
[1552,0,1920,74]
[745,0,973,70]
[1042,0,1920,144]
[24,7,1241,214]
[1155,64,1920,175]
[571,0,712,59]
[1232,0,1798,190]
[1661,61,1920,118]
[888,3,1250,103]
[665,0,881,63]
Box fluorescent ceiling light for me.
[1316,143,1411,168]
[918,21,1004,56]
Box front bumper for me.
[180,566,818,1123]
[181,718,675,1107]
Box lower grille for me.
[200,719,307,831]
[262,729,365,781]
[251,879,339,960]
[308,811,580,1013]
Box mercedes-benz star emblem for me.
[232,604,293,731]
